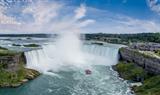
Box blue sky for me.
[69,0,152,18]
[0,0,160,34]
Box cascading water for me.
[25,43,119,73]
[23,2,132,94]
[24,42,132,95]
[0,1,134,94]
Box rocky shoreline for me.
[0,47,40,88]
[0,68,40,88]
[114,45,160,95]
[119,47,160,74]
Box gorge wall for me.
[0,49,40,88]
[119,47,160,74]
[0,52,26,72]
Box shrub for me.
[12,44,21,46]
[23,44,40,47]
[154,50,160,57]
[0,50,18,56]
[116,62,147,81]
[135,75,160,95]
[0,46,8,50]
[116,61,160,95]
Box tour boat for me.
[85,69,92,75]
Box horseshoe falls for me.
[16,42,132,95]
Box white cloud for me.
[0,0,159,34]
[147,0,160,15]
[0,1,95,34]
[0,6,21,25]
[114,15,160,33]
[74,4,86,20]
[78,19,95,28]
[83,8,160,34]
[22,1,61,25]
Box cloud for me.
[74,4,86,20]
[0,6,21,25]
[78,19,95,28]
[147,0,160,15]
[22,1,61,25]
[83,8,160,34]
[119,17,160,32]
[113,20,160,34]
[0,0,159,34]
[0,0,95,34]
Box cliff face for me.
[0,52,26,72]
[130,43,160,51]
[0,49,40,88]
[119,47,160,74]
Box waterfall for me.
[25,43,120,74]
[24,43,134,95]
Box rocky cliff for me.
[0,52,26,72]
[119,47,160,74]
[0,48,40,88]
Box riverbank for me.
[114,61,160,95]
[0,68,40,88]
[114,45,160,95]
[0,47,40,88]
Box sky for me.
[0,0,160,34]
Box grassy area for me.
[115,61,160,95]
[154,50,160,57]
[115,61,147,81]
[0,46,18,56]
[134,75,160,95]
[0,46,8,50]
[0,50,26,87]
[0,67,26,86]
[23,44,40,47]
[0,49,18,56]
[0,46,40,87]
[12,44,21,47]
[0,67,40,87]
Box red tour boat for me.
[85,69,92,75]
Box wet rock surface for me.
[119,47,160,74]
[0,48,40,88]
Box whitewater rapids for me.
[24,42,133,95]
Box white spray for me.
[25,4,93,73]
[25,4,119,74]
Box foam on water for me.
[25,43,119,73]
[24,42,133,95]
[24,29,132,95]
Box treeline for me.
[0,33,160,43]
[0,34,56,38]
[85,33,160,44]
